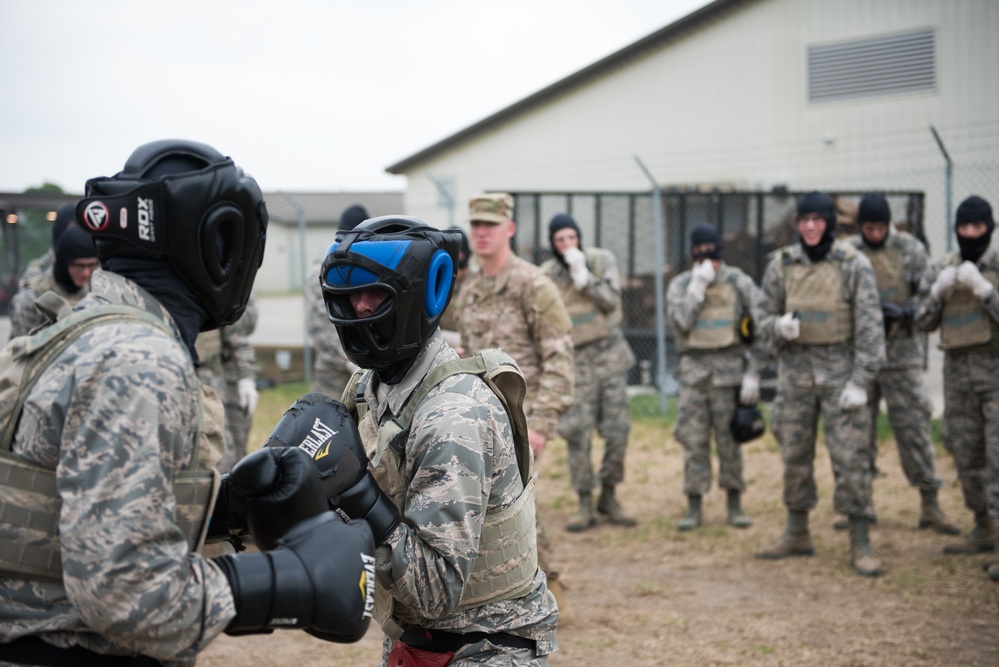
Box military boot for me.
[566,493,596,533]
[849,517,883,577]
[596,485,637,527]
[943,511,997,555]
[726,490,752,529]
[677,494,702,532]
[755,510,814,559]
[917,489,961,535]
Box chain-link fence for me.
[507,178,984,391]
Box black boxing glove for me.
[214,510,377,642]
[265,393,400,545]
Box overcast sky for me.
[0,0,710,195]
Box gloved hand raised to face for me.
[212,446,377,642]
[563,246,589,290]
[930,265,958,302]
[264,392,400,545]
[687,259,716,301]
[957,260,994,300]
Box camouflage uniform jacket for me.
[759,241,885,389]
[0,269,235,665]
[196,296,258,383]
[306,264,358,396]
[8,269,91,340]
[17,251,53,290]
[455,254,574,439]
[917,245,999,393]
[666,263,768,388]
[354,330,558,654]
[846,230,929,370]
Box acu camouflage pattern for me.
[846,230,943,491]
[307,262,358,398]
[917,246,999,515]
[0,269,234,666]
[347,330,557,664]
[541,247,635,494]
[455,253,574,440]
[8,268,91,340]
[195,294,259,472]
[758,241,885,517]
[667,263,769,495]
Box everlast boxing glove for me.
[265,392,400,545]
[213,447,377,642]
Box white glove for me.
[237,377,259,413]
[687,260,716,301]
[563,247,589,290]
[957,261,994,300]
[739,374,760,405]
[930,265,958,302]
[837,382,868,412]
[777,312,800,341]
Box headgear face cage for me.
[76,139,268,331]
[320,216,460,371]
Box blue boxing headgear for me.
[76,139,268,331]
[320,216,460,371]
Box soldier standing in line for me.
[318,216,558,664]
[453,193,574,615]
[540,213,637,532]
[842,193,959,534]
[305,204,367,398]
[916,195,999,581]
[0,140,375,665]
[754,191,886,577]
[8,222,98,339]
[196,294,259,473]
[666,223,766,531]
[15,202,76,292]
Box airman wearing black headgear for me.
[917,195,999,579]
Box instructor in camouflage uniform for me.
[0,140,375,665]
[320,216,558,665]
[541,213,636,532]
[666,223,766,531]
[754,191,886,577]
[916,195,999,581]
[843,192,958,534]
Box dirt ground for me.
[199,404,999,667]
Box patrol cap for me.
[469,192,513,224]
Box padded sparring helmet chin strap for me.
[320,216,460,372]
[77,139,268,331]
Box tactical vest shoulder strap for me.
[397,350,534,486]
[0,304,170,452]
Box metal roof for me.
[384,0,747,174]
[262,191,404,226]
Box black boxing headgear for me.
[955,195,995,263]
[339,205,370,232]
[76,139,268,330]
[446,226,471,269]
[320,216,460,371]
[690,223,722,261]
[796,191,837,261]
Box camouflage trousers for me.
[380,635,548,666]
[867,367,942,491]
[942,382,999,516]
[772,383,873,516]
[675,382,745,496]
[557,373,631,493]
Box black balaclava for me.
[690,223,722,261]
[955,195,995,264]
[339,205,370,232]
[548,213,582,266]
[857,193,891,249]
[52,223,96,293]
[797,191,837,262]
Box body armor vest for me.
[675,275,740,353]
[940,256,999,351]
[344,350,538,629]
[861,241,911,306]
[0,298,221,582]
[782,245,854,345]
[554,250,616,348]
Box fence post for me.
[634,156,669,414]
